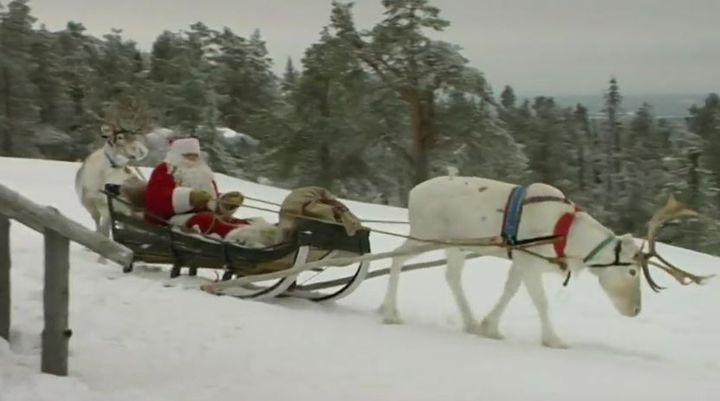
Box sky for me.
[22,0,720,96]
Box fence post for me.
[0,216,10,341]
[41,229,70,376]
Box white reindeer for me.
[75,124,148,247]
[380,175,712,348]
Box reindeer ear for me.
[100,124,113,138]
[618,233,638,250]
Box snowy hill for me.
[1,156,720,401]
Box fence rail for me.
[0,183,133,376]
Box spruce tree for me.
[330,0,494,186]
[0,0,39,156]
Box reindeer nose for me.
[632,306,641,316]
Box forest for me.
[1,0,719,254]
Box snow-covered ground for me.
[1,156,719,401]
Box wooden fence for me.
[0,183,133,376]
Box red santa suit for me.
[144,137,251,238]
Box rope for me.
[241,196,409,225]
[215,197,567,251]
[243,195,281,207]
[352,218,410,225]
[106,187,568,269]
[131,166,146,182]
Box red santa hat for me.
[169,137,201,156]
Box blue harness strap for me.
[501,185,528,257]
[502,185,527,244]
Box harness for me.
[501,187,574,258]
[500,185,628,285]
[102,127,135,169]
[102,137,148,184]
[104,146,124,169]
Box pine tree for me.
[277,26,372,190]
[212,27,278,134]
[572,104,592,191]
[602,76,625,210]
[330,0,494,186]
[660,125,720,254]
[95,29,145,102]
[28,25,61,125]
[500,85,516,109]
[0,0,39,156]
[281,57,299,95]
[614,104,672,234]
[688,93,720,202]
[435,91,529,183]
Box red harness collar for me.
[553,207,583,258]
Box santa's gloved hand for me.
[220,191,244,207]
[189,190,213,209]
[217,191,244,215]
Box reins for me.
[218,197,570,260]
[107,183,580,280]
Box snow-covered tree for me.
[330,0,495,186]
[435,90,529,183]
[0,0,38,156]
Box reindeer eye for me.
[628,268,638,277]
[116,134,124,141]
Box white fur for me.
[171,187,194,213]
[165,152,216,196]
[225,218,284,248]
[380,176,642,348]
[75,131,148,263]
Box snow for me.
[1,156,720,401]
[217,127,259,147]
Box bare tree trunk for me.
[578,142,586,191]
[1,66,13,156]
[318,142,332,187]
[409,93,434,185]
[317,79,333,187]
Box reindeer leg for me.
[84,207,102,253]
[522,268,567,349]
[96,209,110,264]
[444,248,479,333]
[476,262,523,340]
[379,239,419,325]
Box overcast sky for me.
[24,0,719,96]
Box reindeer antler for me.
[96,96,152,135]
[120,97,151,134]
[638,194,716,292]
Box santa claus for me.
[144,136,283,247]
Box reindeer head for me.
[565,212,642,316]
[100,124,148,163]
[98,97,151,164]
[576,195,714,318]
[587,233,643,317]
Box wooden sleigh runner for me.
[102,183,373,302]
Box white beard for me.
[165,153,216,197]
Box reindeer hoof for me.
[542,337,569,349]
[382,315,403,325]
[379,304,403,325]
[472,320,504,340]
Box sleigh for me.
[102,183,373,302]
